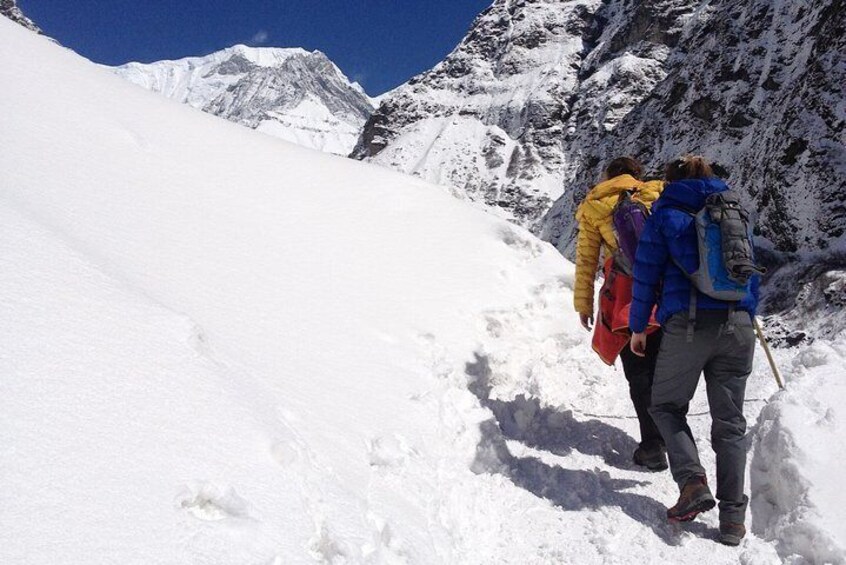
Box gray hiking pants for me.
[648,309,755,523]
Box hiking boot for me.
[719,522,746,546]
[632,442,668,471]
[667,474,716,522]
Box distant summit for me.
[113,45,375,155]
[1,0,41,33]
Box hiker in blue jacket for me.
[628,156,759,547]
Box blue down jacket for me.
[628,177,760,333]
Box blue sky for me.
[19,0,492,95]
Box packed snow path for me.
[1,18,842,564]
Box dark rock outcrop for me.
[351,0,844,257]
[352,0,699,227]
[1,0,41,33]
[541,0,846,256]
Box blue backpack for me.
[673,190,765,339]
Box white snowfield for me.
[0,18,843,565]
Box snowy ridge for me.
[113,44,374,155]
[353,0,844,257]
[353,0,699,226]
[2,15,845,565]
[114,45,311,105]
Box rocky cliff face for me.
[353,0,844,257]
[541,0,846,256]
[113,45,374,155]
[352,0,700,225]
[759,250,846,344]
[0,0,40,33]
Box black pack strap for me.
[601,267,617,301]
[611,249,633,277]
[667,204,699,216]
[687,286,697,343]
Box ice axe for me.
[753,318,785,390]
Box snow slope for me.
[113,45,374,155]
[1,16,842,565]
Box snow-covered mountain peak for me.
[215,44,311,67]
[113,44,374,155]
[123,44,311,72]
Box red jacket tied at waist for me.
[592,257,660,366]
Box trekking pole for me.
[753,318,785,390]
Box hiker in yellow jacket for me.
[574,156,666,470]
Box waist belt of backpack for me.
[686,288,738,342]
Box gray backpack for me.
[673,190,765,340]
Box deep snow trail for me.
[397,254,786,564]
[0,17,832,564]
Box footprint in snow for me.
[414,332,454,380]
[367,434,418,468]
[271,439,302,467]
[362,512,409,563]
[497,225,544,258]
[309,521,349,563]
[176,482,251,521]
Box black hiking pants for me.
[619,330,663,448]
[649,310,755,524]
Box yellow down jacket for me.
[573,174,664,316]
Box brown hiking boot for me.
[719,522,746,546]
[667,474,716,522]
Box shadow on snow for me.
[465,353,717,545]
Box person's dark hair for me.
[664,155,713,182]
[604,157,643,180]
